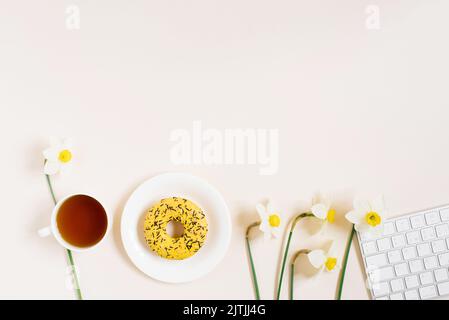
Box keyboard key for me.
[402,247,417,260]
[419,285,437,299]
[362,241,377,255]
[366,253,388,268]
[424,256,439,269]
[396,219,411,232]
[419,271,434,285]
[437,282,449,295]
[434,268,449,282]
[390,278,405,292]
[383,222,395,236]
[375,296,389,300]
[406,231,421,245]
[405,275,419,288]
[388,250,402,264]
[409,259,424,273]
[372,282,390,297]
[390,292,404,300]
[438,253,449,266]
[395,263,409,276]
[377,238,392,251]
[370,266,395,282]
[440,208,449,221]
[417,243,432,257]
[421,227,436,241]
[391,234,406,248]
[410,215,426,229]
[425,211,441,225]
[435,224,449,238]
[431,240,446,253]
[405,289,419,300]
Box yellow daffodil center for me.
[58,149,72,163]
[325,257,337,271]
[326,209,336,223]
[365,211,381,227]
[268,214,281,227]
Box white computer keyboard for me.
[357,205,449,300]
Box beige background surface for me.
[1,1,449,299]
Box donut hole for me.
[166,219,184,238]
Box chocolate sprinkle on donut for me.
[144,197,208,260]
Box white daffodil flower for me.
[308,197,336,234]
[345,196,386,237]
[311,200,336,224]
[43,138,74,175]
[307,241,339,273]
[256,202,282,240]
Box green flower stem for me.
[246,222,261,300]
[336,224,355,300]
[66,249,83,300]
[45,173,83,300]
[276,212,313,300]
[290,249,311,300]
[45,174,57,204]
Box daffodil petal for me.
[311,203,328,220]
[256,203,267,220]
[267,202,276,215]
[345,210,363,225]
[263,230,272,240]
[272,227,282,238]
[371,195,386,214]
[353,198,371,213]
[61,138,73,149]
[59,162,73,174]
[44,161,61,175]
[43,147,59,161]
[259,220,269,232]
[308,250,326,269]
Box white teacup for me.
[38,194,110,252]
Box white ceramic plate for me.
[121,172,232,283]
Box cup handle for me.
[38,226,52,238]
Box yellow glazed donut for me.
[144,197,208,260]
